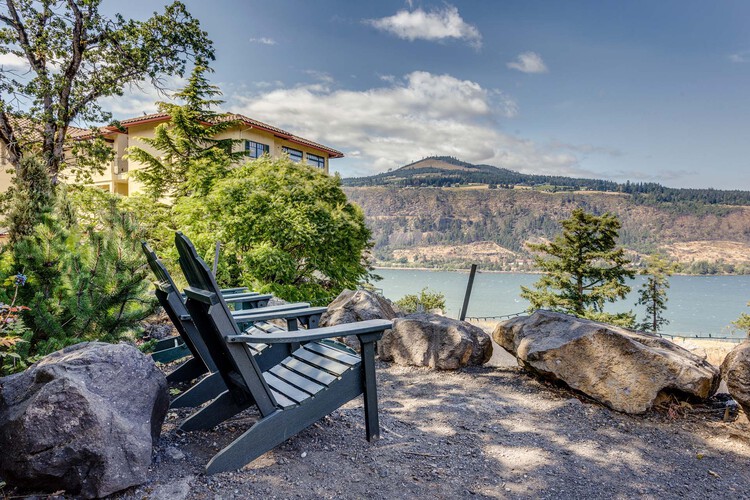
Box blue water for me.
[374,269,750,338]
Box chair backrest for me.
[174,232,277,414]
[142,242,217,371]
[142,242,182,297]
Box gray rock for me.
[321,289,399,326]
[149,476,192,500]
[720,341,750,416]
[378,313,493,370]
[165,446,186,460]
[494,310,719,414]
[0,342,169,498]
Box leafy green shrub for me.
[172,156,375,305]
[395,288,446,314]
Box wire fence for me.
[465,312,526,322]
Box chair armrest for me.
[219,287,250,295]
[223,293,271,304]
[227,319,392,344]
[234,306,326,323]
[231,302,311,319]
[181,289,255,299]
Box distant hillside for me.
[343,156,750,206]
[343,186,750,274]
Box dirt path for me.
[115,362,750,500]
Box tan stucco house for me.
[0,112,343,196]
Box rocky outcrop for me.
[0,342,169,499]
[494,310,720,414]
[720,341,750,416]
[321,289,399,327]
[378,313,492,370]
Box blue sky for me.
[102,1,750,189]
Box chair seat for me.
[263,341,362,409]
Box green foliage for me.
[5,156,56,243]
[0,275,30,375]
[520,208,635,325]
[173,156,374,305]
[732,303,750,337]
[127,65,244,199]
[395,288,446,314]
[0,0,213,240]
[0,172,155,369]
[636,254,676,332]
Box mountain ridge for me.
[343,156,750,206]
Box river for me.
[373,269,750,339]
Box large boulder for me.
[494,310,720,414]
[378,313,493,370]
[0,342,169,498]
[720,341,750,416]
[320,289,399,326]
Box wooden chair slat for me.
[293,348,351,376]
[304,342,361,366]
[269,389,296,409]
[280,357,337,386]
[263,372,313,404]
[269,364,326,396]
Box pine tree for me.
[1,166,154,369]
[520,208,635,325]
[127,65,245,199]
[636,254,675,332]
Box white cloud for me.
[729,51,749,63]
[0,53,29,71]
[367,5,482,49]
[249,37,277,45]
[97,77,186,120]
[231,71,589,177]
[507,52,548,74]
[303,70,334,84]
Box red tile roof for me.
[114,112,343,158]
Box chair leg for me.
[166,357,207,383]
[179,390,253,432]
[205,370,365,475]
[206,409,286,474]
[359,340,380,442]
[170,372,226,409]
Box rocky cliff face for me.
[344,186,750,272]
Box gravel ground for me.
[107,361,750,500]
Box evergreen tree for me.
[127,65,245,199]
[520,208,635,326]
[0,161,154,371]
[636,254,676,332]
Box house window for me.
[282,146,303,162]
[306,153,325,169]
[245,140,269,159]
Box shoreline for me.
[373,265,749,277]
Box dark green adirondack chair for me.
[174,232,392,474]
[142,243,328,408]
[144,245,270,365]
